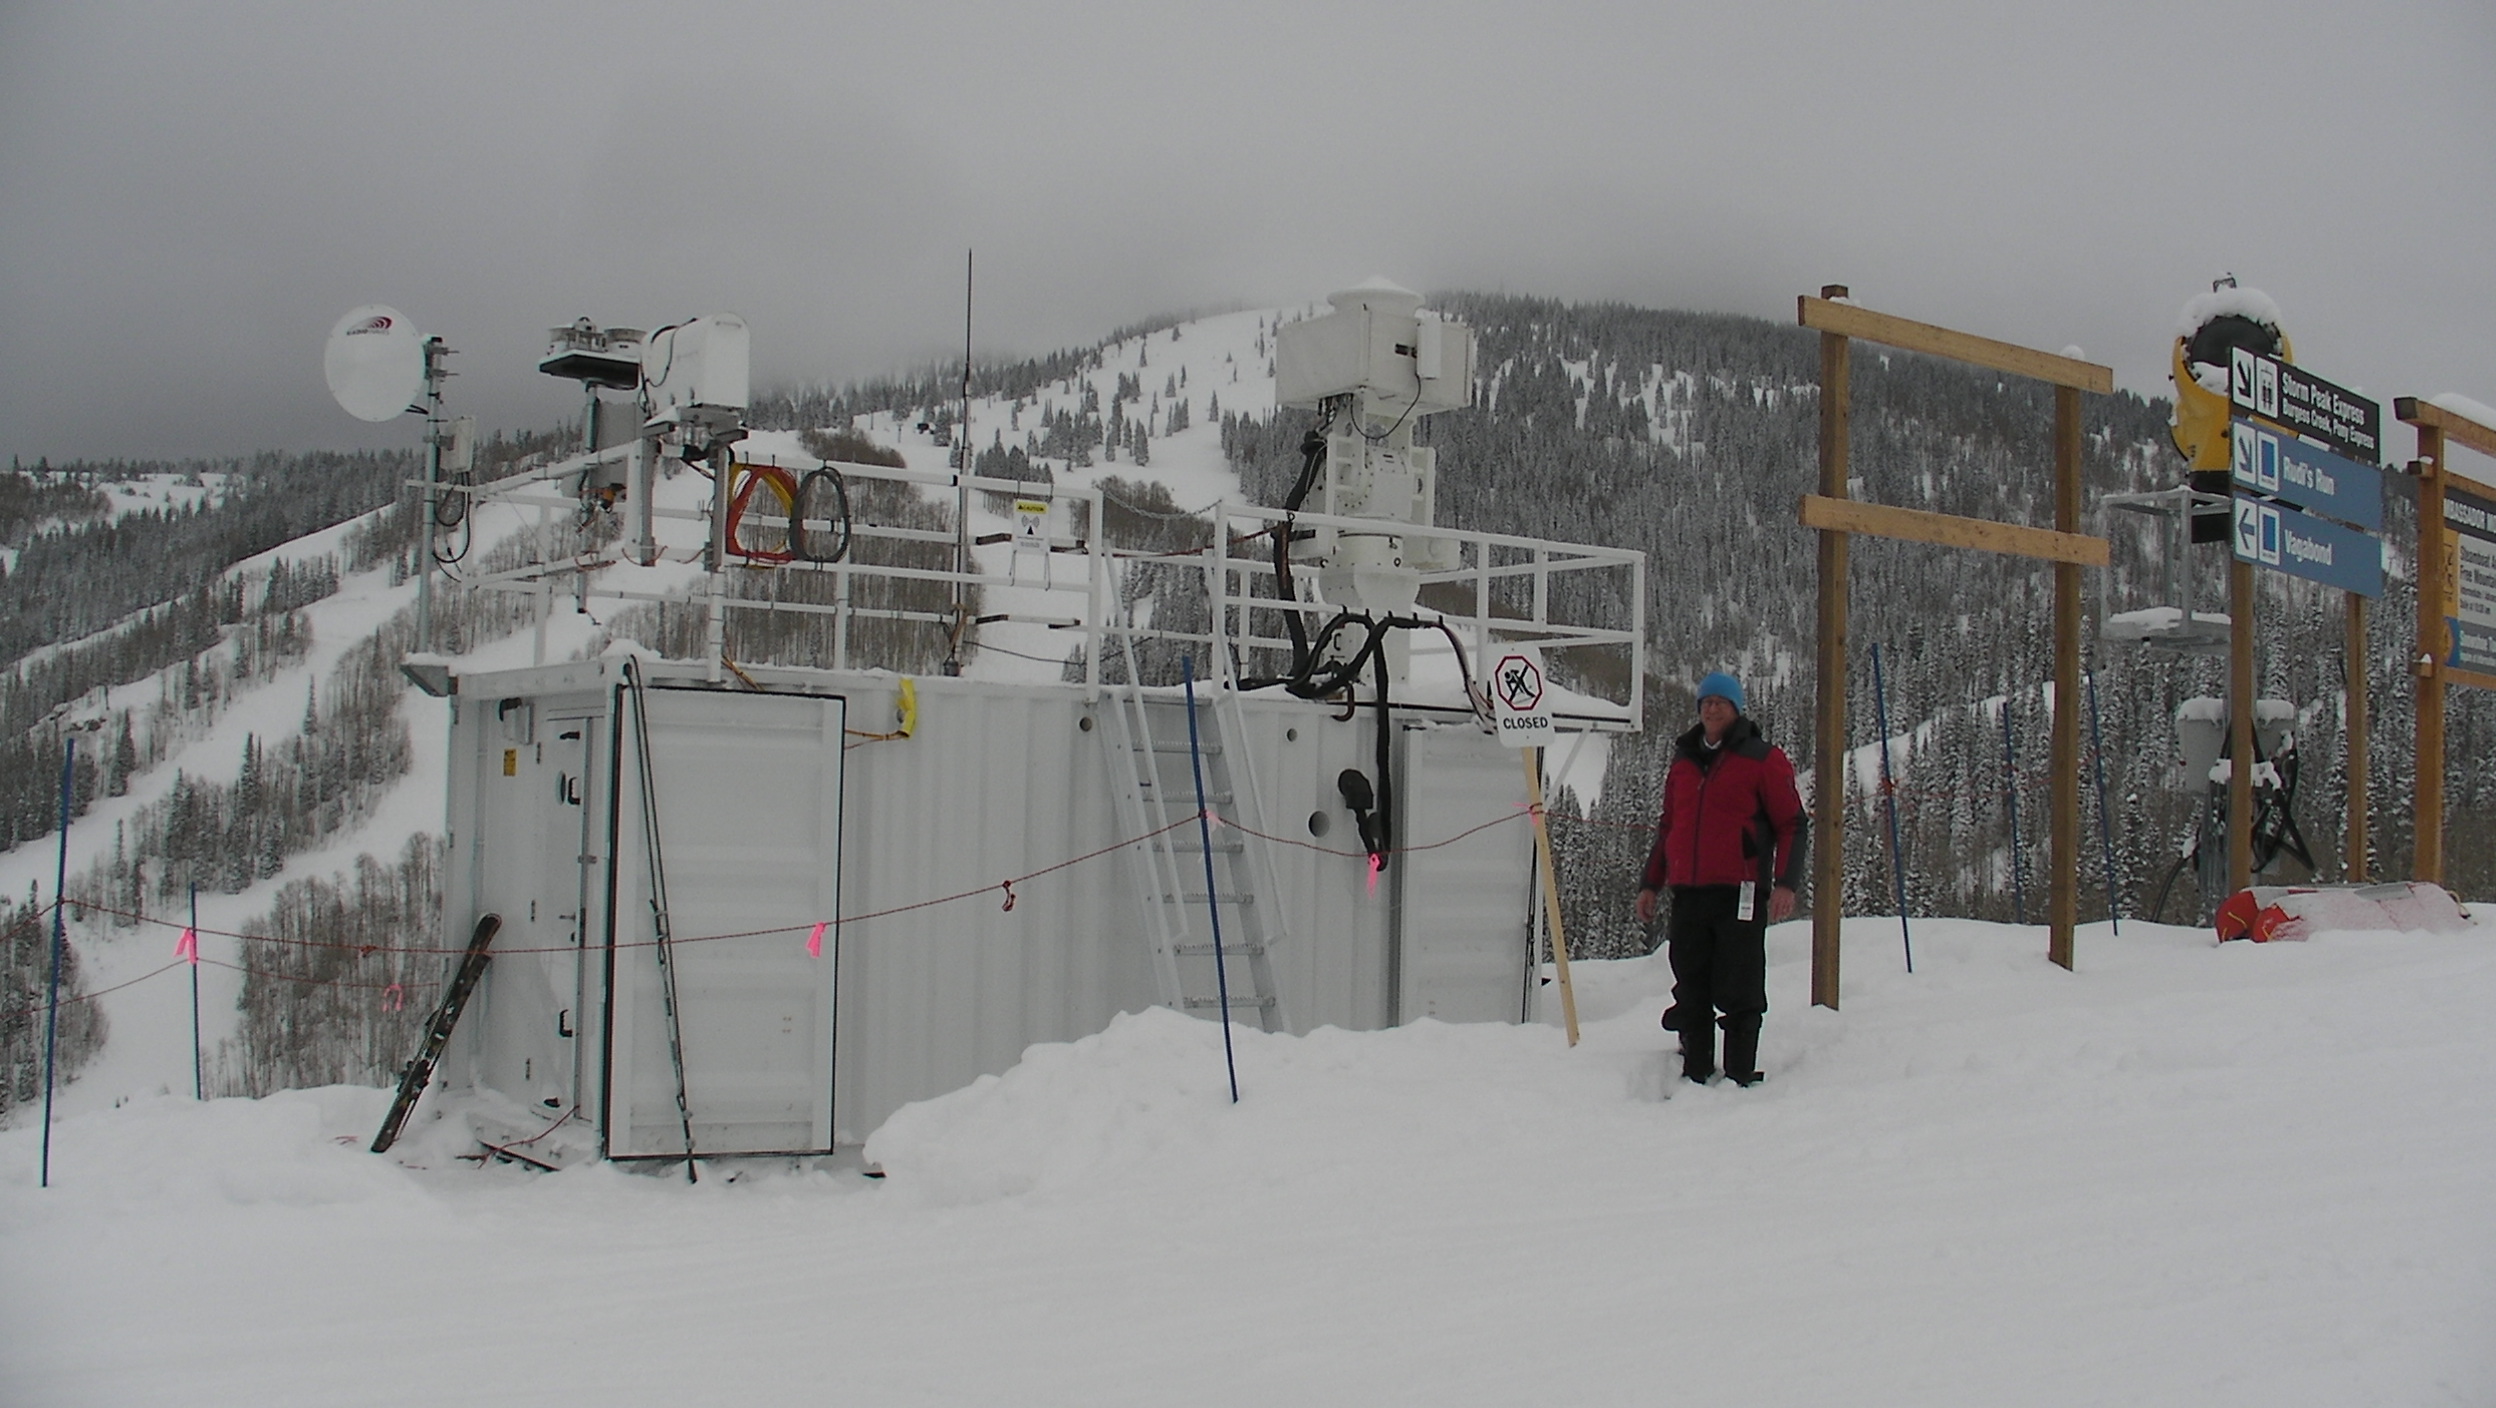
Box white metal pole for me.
[417,343,445,654]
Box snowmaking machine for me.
[2105,280,2318,923]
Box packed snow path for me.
[6,915,2491,1406]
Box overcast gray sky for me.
[3,0,2490,463]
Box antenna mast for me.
[946,249,973,675]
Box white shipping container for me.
[437,659,1542,1160]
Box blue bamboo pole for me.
[1180,657,1239,1103]
[190,882,204,1100]
[2002,697,2030,926]
[40,735,75,1189]
[2085,667,2122,935]
[1869,644,1914,973]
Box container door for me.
[1392,727,1535,1024]
[606,687,845,1157]
[471,704,600,1115]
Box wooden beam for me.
[1812,287,1851,1013]
[2440,662,2496,694]
[2416,424,2446,885]
[1798,297,2115,394]
[2048,386,2080,971]
[2397,396,2496,462]
[1523,748,1579,1048]
[2344,594,2368,881]
[1797,495,2110,566]
[2229,559,2256,895]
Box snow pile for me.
[864,1006,1636,1206]
[2176,285,2284,339]
[2429,390,2496,435]
[5,917,2495,1405]
[864,1008,1251,1201]
[0,1085,407,1213]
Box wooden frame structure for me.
[2396,396,2496,883]
[1801,288,2112,1008]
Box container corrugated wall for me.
[441,661,1537,1148]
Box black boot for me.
[1721,1017,1761,1087]
[1680,1010,1716,1083]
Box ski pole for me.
[41,735,74,1189]
[190,882,203,1100]
[1869,644,1913,973]
[2002,695,2029,926]
[1180,656,1240,1103]
[2085,667,2121,935]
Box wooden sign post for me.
[1800,289,2113,1008]
[2395,396,2496,883]
[1523,748,1581,1046]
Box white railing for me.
[440,452,1646,725]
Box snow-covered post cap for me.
[2176,285,2284,339]
[2427,391,2496,432]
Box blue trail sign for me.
[2233,493,2381,597]
[2229,349,2382,464]
[2231,418,2383,531]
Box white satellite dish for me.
[324,305,428,422]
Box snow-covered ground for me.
[7,914,2491,1406]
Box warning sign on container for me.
[1490,645,1553,747]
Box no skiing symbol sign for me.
[1491,645,1553,746]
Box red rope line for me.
[57,813,1208,958]
[1225,808,1527,859]
[5,805,1548,1018]
[0,958,190,1022]
[194,954,410,992]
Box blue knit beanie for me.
[1696,671,1745,713]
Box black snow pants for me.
[1665,885,1767,1081]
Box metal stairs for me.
[1099,635,1289,1033]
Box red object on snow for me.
[2214,882,2474,943]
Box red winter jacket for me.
[1640,718,1807,892]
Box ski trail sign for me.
[1491,645,1553,747]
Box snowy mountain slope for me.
[3,305,1324,1119]
[13,290,2496,1124]
[5,916,2490,1406]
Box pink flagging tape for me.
[174,927,198,964]
[806,921,827,958]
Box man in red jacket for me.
[1634,672,1806,1086]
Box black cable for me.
[1272,418,1331,674]
[2249,733,2313,873]
[1356,386,1421,446]
[793,467,853,564]
[1369,631,1394,869]
[429,507,472,568]
[2149,849,2193,926]
[433,473,469,530]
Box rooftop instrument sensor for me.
[539,318,647,391]
[324,305,429,422]
[1274,281,1478,679]
[642,313,751,434]
[324,303,459,651]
